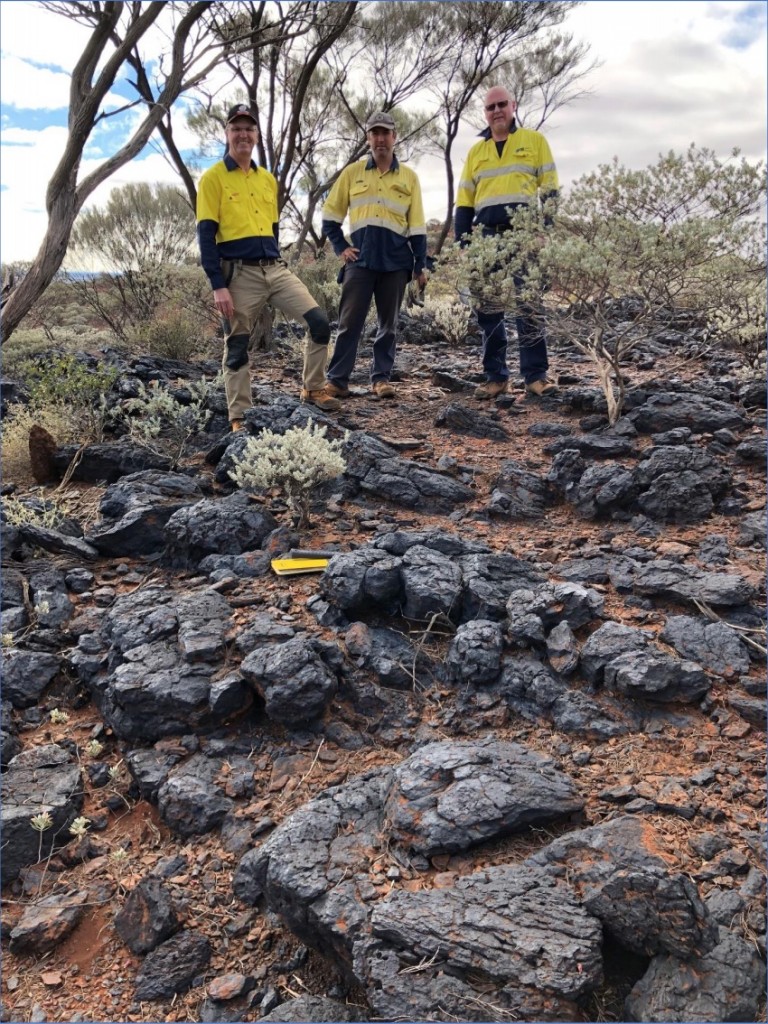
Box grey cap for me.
[365,110,396,132]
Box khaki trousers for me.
[222,261,329,421]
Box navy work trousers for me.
[476,295,549,386]
[327,265,410,387]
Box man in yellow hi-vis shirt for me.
[321,111,427,401]
[455,86,559,400]
[196,104,340,429]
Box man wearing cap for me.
[197,103,340,429]
[455,85,559,399]
[321,111,427,400]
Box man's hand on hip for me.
[341,247,360,264]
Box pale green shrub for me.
[421,294,471,345]
[229,421,347,527]
[118,375,221,466]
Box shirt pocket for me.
[509,146,536,169]
[349,181,371,200]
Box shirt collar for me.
[365,153,400,172]
[480,120,517,140]
[224,154,259,172]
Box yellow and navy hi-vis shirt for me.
[454,124,559,240]
[321,155,427,274]
[196,154,280,290]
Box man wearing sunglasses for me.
[455,86,559,399]
[197,104,341,430]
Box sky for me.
[0,0,766,267]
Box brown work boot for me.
[301,388,342,411]
[230,420,245,432]
[325,381,351,399]
[372,380,396,399]
[474,379,509,399]
[526,377,558,397]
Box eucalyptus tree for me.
[0,0,337,342]
[1,2,221,342]
[188,2,361,207]
[187,1,445,254]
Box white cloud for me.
[0,2,92,71]
[0,54,73,108]
[543,0,767,188]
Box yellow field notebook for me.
[271,558,329,576]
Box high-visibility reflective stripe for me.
[458,178,475,193]
[349,195,409,216]
[408,226,427,236]
[539,162,557,174]
[321,209,344,223]
[475,163,537,180]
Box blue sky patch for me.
[722,1,767,49]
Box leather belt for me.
[240,258,280,266]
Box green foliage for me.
[20,353,117,410]
[229,421,347,527]
[70,183,195,270]
[68,183,200,336]
[442,146,767,423]
[2,330,64,377]
[293,255,342,319]
[134,307,207,362]
[2,354,118,482]
[708,276,767,370]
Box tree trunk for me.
[250,305,275,351]
[290,194,320,265]
[1,186,76,339]
[435,139,457,256]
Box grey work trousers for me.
[326,265,410,387]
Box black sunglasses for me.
[485,100,509,112]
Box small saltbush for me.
[118,375,220,466]
[421,294,471,345]
[229,421,347,527]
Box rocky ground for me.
[1,307,766,1024]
